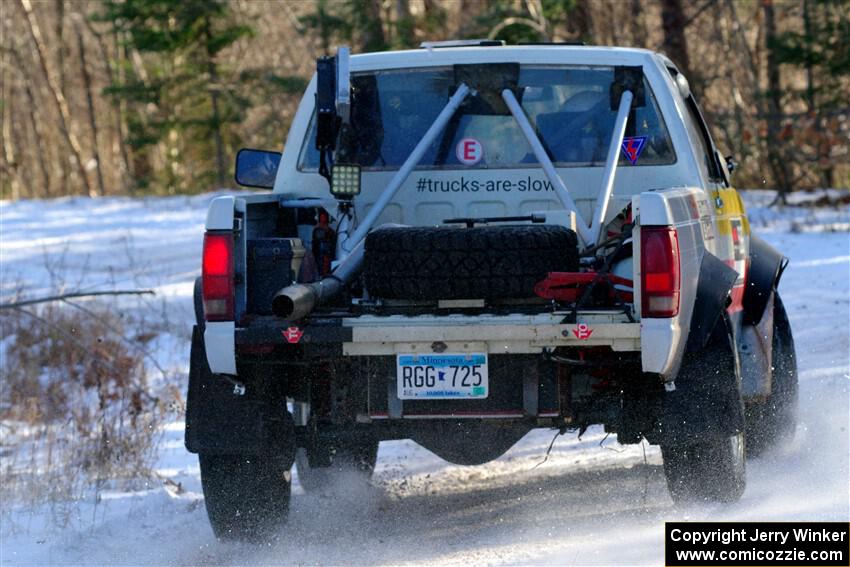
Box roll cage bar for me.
[318,49,645,255]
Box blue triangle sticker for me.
[621,136,647,165]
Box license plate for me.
[397,353,488,399]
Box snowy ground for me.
[1,191,848,566]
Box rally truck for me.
[184,42,797,541]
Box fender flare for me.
[743,235,787,326]
[686,251,739,351]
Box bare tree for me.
[801,0,832,188]
[762,0,793,201]
[660,0,692,80]
[18,0,94,197]
[630,0,648,47]
[201,14,227,188]
[74,15,106,197]
[395,0,415,47]
[1,0,845,199]
[358,0,386,52]
[572,0,594,42]
[4,44,52,197]
[79,16,133,194]
[1,49,22,200]
[54,0,65,93]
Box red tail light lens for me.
[641,226,680,318]
[202,231,234,321]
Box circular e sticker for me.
[456,138,483,165]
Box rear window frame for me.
[296,64,678,173]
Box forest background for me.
[1,0,847,202]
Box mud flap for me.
[193,277,204,329]
[740,292,775,399]
[185,325,295,464]
[686,252,739,351]
[743,235,786,326]
[662,312,746,446]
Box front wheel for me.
[662,432,746,503]
[199,453,291,542]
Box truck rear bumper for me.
[223,311,652,424]
[232,311,640,355]
[341,312,640,355]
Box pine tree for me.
[298,0,386,54]
[97,0,252,192]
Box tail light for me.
[640,226,680,318]
[202,231,234,321]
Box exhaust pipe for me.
[272,236,367,320]
[272,282,321,321]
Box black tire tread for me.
[199,453,291,542]
[661,312,747,503]
[662,433,746,503]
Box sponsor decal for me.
[456,137,483,165]
[283,326,303,344]
[572,323,594,340]
[415,175,554,193]
[730,218,746,261]
[621,136,647,165]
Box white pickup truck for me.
[184,42,797,541]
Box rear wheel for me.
[661,312,747,503]
[199,453,291,542]
[746,293,798,456]
[662,432,746,503]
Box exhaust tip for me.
[272,283,319,321]
[272,294,296,319]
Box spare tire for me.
[364,224,579,300]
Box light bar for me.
[331,164,361,198]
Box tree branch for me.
[0,289,155,310]
[17,0,94,197]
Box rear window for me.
[298,65,675,171]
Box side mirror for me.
[234,148,281,189]
[725,155,738,173]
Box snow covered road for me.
[1,193,847,566]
